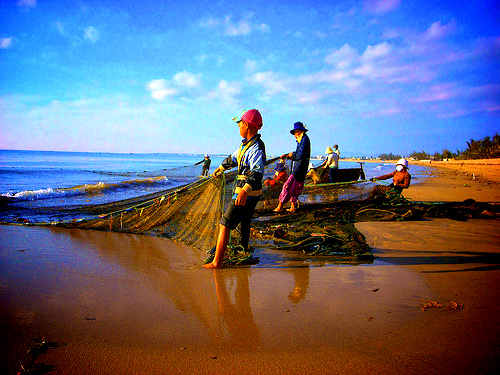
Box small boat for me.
[306,163,365,185]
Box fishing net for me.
[2,158,498,267]
[62,177,226,252]
[2,158,278,255]
[251,195,499,264]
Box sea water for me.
[0,150,430,222]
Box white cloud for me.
[216,56,225,68]
[354,64,374,77]
[362,106,402,117]
[217,80,240,96]
[204,80,241,107]
[361,42,392,60]
[147,71,203,100]
[0,38,13,49]
[198,54,208,64]
[382,28,403,40]
[414,83,456,103]
[250,71,289,96]
[245,60,258,72]
[325,44,359,69]
[147,79,178,100]
[83,26,100,43]
[17,0,36,9]
[258,23,270,33]
[199,15,269,37]
[295,91,323,105]
[55,22,65,36]
[363,0,401,14]
[173,71,201,89]
[424,20,456,40]
[299,70,350,85]
[199,18,220,28]
[225,19,251,36]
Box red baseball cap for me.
[232,109,263,129]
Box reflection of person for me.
[367,158,411,200]
[273,122,311,213]
[195,154,212,176]
[287,266,310,305]
[264,161,288,187]
[212,270,261,348]
[203,109,266,269]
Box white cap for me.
[396,158,409,168]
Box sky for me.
[0,0,499,157]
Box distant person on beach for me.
[195,154,211,176]
[321,145,340,183]
[264,161,288,187]
[203,109,266,269]
[366,158,411,200]
[273,122,311,213]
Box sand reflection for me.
[1,225,431,356]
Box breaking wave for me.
[1,176,172,202]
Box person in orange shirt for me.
[366,158,411,200]
[264,161,288,187]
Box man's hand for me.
[212,166,224,178]
[235,189,248,206]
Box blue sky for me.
[0,0,498,157]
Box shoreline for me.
[406,159,500,203]
[1,161,499,374]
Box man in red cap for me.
[203,109,266,268]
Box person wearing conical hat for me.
[273,121,311,213]
[366,158,411,200]
[321,145,340,183]
[203,109,266,269]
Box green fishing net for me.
[4,159,498,267]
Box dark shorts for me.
[219,196,260,230]
[329,167,339,183]
[391,184,403,194]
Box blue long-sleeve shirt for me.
[291,133,311,183]
[221,134,266,192]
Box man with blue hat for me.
[273,121,311,212]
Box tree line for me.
[378,133,500,160]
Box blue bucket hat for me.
[290,121,308,134]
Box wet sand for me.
[1,161,499,374]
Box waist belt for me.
[234,186,262,197]
[235,175,261,196]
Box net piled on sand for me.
[251,197,499,263]
[3,158,498,266]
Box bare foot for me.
[202,262,222,269]
[273,207,283,212]
[286,207,296,212]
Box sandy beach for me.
[1,161,499,374]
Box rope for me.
[305,179,369,187]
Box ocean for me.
[0,149,430,223]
